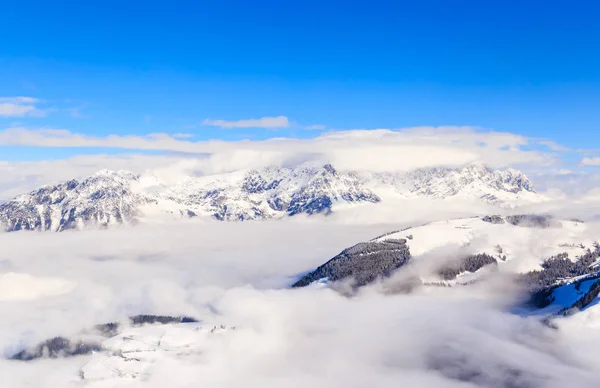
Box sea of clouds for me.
[2,217,600,387]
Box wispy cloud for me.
[580,156,600,166]
[537,139,571,152]
[305,124,326,130]
[0,97,47,118]
[202,115,290,129]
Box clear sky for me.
[0,0,599,161]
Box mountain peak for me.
[0,163,543,232]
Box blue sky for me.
[0,0,599,162]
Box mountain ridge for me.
[0,163,541,232]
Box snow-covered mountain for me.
[368,163,539,204]
[294,214,600,318]
[0,170,158,232]
[0,163,542,232]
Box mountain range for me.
[0,163,542,232]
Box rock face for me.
[291,239,412,288]
[0,163,541,232]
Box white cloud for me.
[0,126,568,199]
[537,139,571,152]
[0,154,190,199]
[1,221,600,386]
[202,115,290,129]
[0,97,46,118]
[304,124,326,130]
[580,156,600,166]
[0,126,559,170]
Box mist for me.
[1,218,600,387]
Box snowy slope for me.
[0,163,543,232]
[293,215,597,289]
[295,215,600,315]
[372,215,592,273]
[79,322,231,384]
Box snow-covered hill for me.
[370,215,592,273]
[294,214,600,318]
[0,163,543,232]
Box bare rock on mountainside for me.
[0,163,540,232]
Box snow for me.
[375,217,595,273]
[1,162,546,231]
[79,322,231,385]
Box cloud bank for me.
[0,124,586,203]
[1,221,600,387]
[0,126,559,171]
